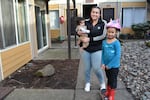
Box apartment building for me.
[49,0,147,40]
[0,0,50,81]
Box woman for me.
[77,6,107,93]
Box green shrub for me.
[145,41,150,47]
[131,21,150,39]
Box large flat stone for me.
[4,89,74,100]
[75,90,101,100]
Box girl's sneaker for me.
[84,83,90,92]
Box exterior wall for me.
[49,1,147,37]
[49,4,60,40]
[49,0,146,4]
[0,0,50,81]
[99,2,121,19]
[122,2,146,7]
[29,0,50,54]
[121,2,146,34]
[28,0,38,58]
[0,43,31,79]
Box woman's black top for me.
[84,19,106,53]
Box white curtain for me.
[49,10,60,29]
[123,8,146,27]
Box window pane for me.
[122,8,133,27]
[0,26,3,49]
[0,0,3,49]
[1,0,16,47]
[41,11,47,46]
[16,0,29,43]
[123,8,146,27]
[49,10,60,29]
[133,8,146,24]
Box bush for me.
[131,21,150,39]
[145,41,150,47]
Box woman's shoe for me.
[84,83,90,92]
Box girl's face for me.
[90,8,100,21]
[107,27,117,39]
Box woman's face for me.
[90,8,101,21]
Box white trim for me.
[26,0,31,42]
[38,13,49,53]
[26,0,33,58]
[45,14,50,48]
[14,0,19,45]
[38,45,49,54]
[0,41,30,52]
[0,0,5,48]
[0,54,4,80]
[0,0,4,80]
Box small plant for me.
[145,41,150,47]
[131,21,150,39]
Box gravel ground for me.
[119,40,150,100]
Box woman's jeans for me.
[81,50,105,84]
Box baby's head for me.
[76,17,85,26]
[106,19,121,39]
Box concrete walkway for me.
[4,41,134,100]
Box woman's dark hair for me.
[76,17,85,25]
[90,6,102,20]
[91,6,101,14]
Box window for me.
[49,10,60,29]
[103,8,114,22]
[122,7,146,27]
[0,0,16,49]
[0,25,3,49]
[0,0,29,50]
[15,0,29,43]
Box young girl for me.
[101,19,121,100]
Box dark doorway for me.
[70,9,77,35]
[103,8,114,22]
[83,4,97,19]
[35,6,47,50]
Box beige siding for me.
[49,4,59,10]
[121,28,135,35]
[122,2,146,7]
[1,43,32,78]
[50,30,60,39]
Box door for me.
[103,8,114,22]
[83,4,97,19]
[35,6,47,50]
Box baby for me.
[76,17,90,49]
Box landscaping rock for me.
[119,41,150,100]
[35,64,55,77]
